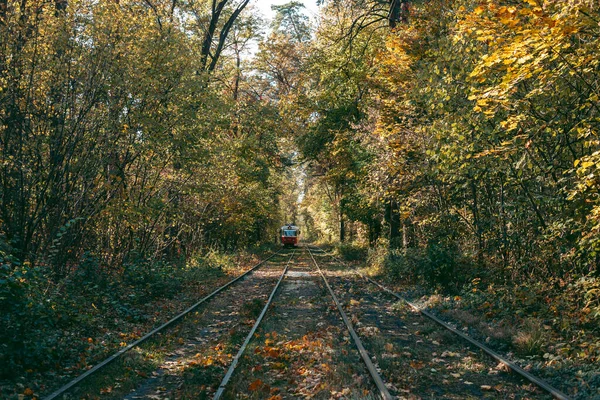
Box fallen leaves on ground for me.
[248,379,265,391]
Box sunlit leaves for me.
[357,0,600,278]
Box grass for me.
[513,319,548,356]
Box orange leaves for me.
[248,379,265,391]
[254,336,285,360]
[201,356,215,367]
[244,331,342,397]
[267,348,281,358]
[248,378,276,395]
[251,364,263,372]
[136,370,148,378]
[189,344,232,368]
[266,331,278,339]
[255,344,283,359]
[100,386,113,394]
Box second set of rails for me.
[44,244,570,400]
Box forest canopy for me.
[1,0,599,396]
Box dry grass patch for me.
[512,320,548,356]
[445,309,482,327]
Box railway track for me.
[71,246,388,399]
[43,249,291,400]
[307,244,572,400]
[215,244,385,399]
[43,244,571,399]
[212,249,296,399]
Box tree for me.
[271,1,312,42]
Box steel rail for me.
[43,249,285,400]
[213,250,296,400]
[306,246,394,400]
[309,245,571,400]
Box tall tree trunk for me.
[371,217,381,246]
[200,0,249,73]
[233,41,240,100]
[200,0,227,71]
[386,199,401,247]
[388,0,400,28]
[207,0,249,73]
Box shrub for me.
[424,241,458,287]
[386,247,427,282]
[338,243,368,261]
[123,259,184,300]
[0,253,67,377]
[366,239,389,272]
[366,238,472,290]
[575,275,600,323]
[188,248,235,272]
[513,319,547,356]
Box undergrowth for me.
[336,239,599,365]
[362,238,473,292]
[0,246,271,384]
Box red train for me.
[280,224,300,246]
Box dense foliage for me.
[2,0,599,395]
[297,0,599,302]
[292,1,599,388]
[0,0,295,380]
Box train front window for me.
[283,230,296,237]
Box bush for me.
[0,253,66,378]
[386,247,428,282]
[0,245,265,380]
[338,243,368,261]
[367,238,426,281]
[123,259,183,300]
[366,238,472,290]
[424,241,458,287]
[575,275,600,323]
[198,248,236,270]
[366,239,389,271]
